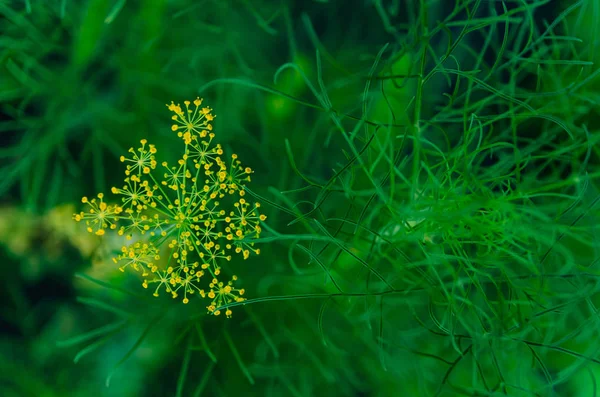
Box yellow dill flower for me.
[168,98,215,140]
[204,275,245,318]
[73,98,265,317]
[73,193,123,236]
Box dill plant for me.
[49,0,600,395]
[73,98,266,317]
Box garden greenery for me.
[1,0,600,396]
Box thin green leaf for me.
[246,307,279,358]
[192,362,216,397]
[105,313,163,386]
[75,272,149,299]
[74,331,120,364]
[76,297,133,318]
[57,320,128,347]
[284,139,322,188]
[312,219,395,290]
[194,323,217,363]
[105,0,127,24]
[318,297,331,347]
[295,244,344,293]
[224,329,255,385]
[176,336,193,397]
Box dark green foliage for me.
[1,0,600,396]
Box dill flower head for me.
[73,98,265,317]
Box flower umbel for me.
[74,98,265,316]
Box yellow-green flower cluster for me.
[73,98,265,317]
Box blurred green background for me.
[2,0,600,396]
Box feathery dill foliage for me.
[204,1,600,395]
[73,98,266,317]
